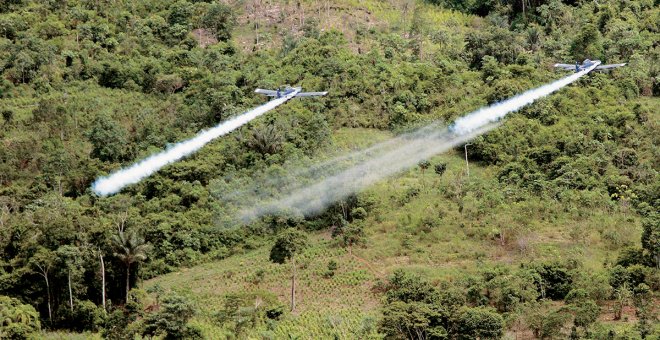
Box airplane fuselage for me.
[254,86,327,98]
[276,87,303,98]
[575,59,601,72]
[554,59,623,73]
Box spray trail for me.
[236,65,598,221]
[92,91,300,196]
[216,122,444,204]
[451,63,598,134]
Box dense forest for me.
[0,0,658,338]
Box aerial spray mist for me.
[234,65,599,221]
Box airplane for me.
[255,86,328,98]
[553,59,626,72]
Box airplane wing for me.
[255,89,278,96]
[553,63,575,70]
[594,63,626,71]
[294,91,328,97]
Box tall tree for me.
[56,245,83,312]
[269,229,308,312]
[29,248,56,323]
[202,3,235,42]
[111,230,150,301]
[98,249,107,311]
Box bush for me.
[571,300,600,328]
[324,260,338,278]
[531,262,573,300]
[73,300,106,332]
[616,247,648,267]
[418,160,431,172]
[1,110,13,124]
[610,265,651,290]
[384,270,439,304]
[216,290,284,335]
[202,3,235,42]
[153,74,184,94]
[103,290,146,340]
[54,300,106,332]
[143,293,201,340]
[0,296,41,339]
[454,306,504,339]
[434,163,447,176]
[525,302,571,339]
[379,301,447,339]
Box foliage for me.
[530,262,573,300]
[143,293,201,340]
[454,306,504,339]
[215,290,284,335]
[380,300,447,339]
[111,230,152,300]
[0,296,41,339]
[384,270,439,304]
[641,213,659,268]
[269,229,308,265]
[0,0,657,336]
[434,163,447,176]
[524,301,572,339]
[202,3,236,42]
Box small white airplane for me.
[554,59,626,73]
[255,86,328,98]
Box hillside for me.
[145,129,652,338]
[0,0,658,339]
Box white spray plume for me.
[451,63,598,134]
[233,66,598,221]
[92,90,300,196]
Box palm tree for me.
[111,230,150,301]
[245,124,283,156]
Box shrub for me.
[379,301,447,339]
[0,296,41,339]
[486,273,538,312]
[153,74,184,94]
[572,300,600,328]
[1,110,13,124]
[350,207,368,220]
[418,160,431,172]
[341,224,366,250]
[143,293,201,339]
[384,269,439,304]
[55,300,106,332]
[434,163,447,176]
[616,247,647,267]
[531,262,573,300]
[202,3,236,42]
[524,302,571,339]
[565,289,589,304]
[324,260,338,278]
[610,264,651,290]
[216,290,284,335]
[454,306,504,339]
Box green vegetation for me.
[0,0,658,338]
[0,295,41,338]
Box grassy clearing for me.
[229,0,474,53]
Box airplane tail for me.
[255,89,278,97]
